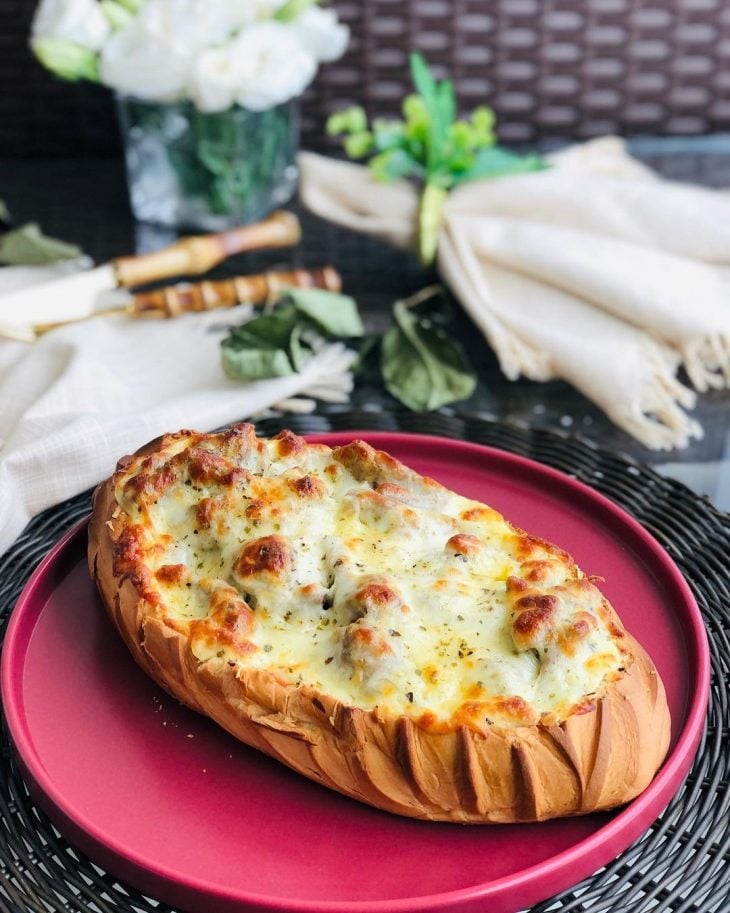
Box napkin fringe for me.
[618,350,702,451]
[681,334,730,392]
[493,329,554,383]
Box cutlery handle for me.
[130,266,342,317]
[112,211,302,288]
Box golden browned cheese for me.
[88,424,671,823]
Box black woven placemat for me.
[1,409,728,913]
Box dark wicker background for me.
[3,0,730,157]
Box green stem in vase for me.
[118,95,298,228]
[190,104,292,218]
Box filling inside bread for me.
[113,427,627,732]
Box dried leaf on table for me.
[0,223,82,266]
[222,344,294,381]
[381,300,476,411]
[221,306,298,380]
[285,287,364,338]
[221,289,362,383]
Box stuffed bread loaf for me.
[88,424,671,823]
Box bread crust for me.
[87,429,671,824]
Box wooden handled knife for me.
[0,211,301,334]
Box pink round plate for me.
[1,433,710,913]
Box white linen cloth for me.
[0,291,355,556]
[299,137,730,451]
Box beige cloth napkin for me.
[299,137,730,450]
[0,297,355,556]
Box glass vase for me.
[116,96,300,231]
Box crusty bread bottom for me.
[88,463,671,824]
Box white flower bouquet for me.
[31,0,349,227]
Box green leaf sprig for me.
[221,284,476,413]
[327,52,546,266]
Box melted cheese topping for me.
[113,426,627,732]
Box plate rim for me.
[1,432,712,913]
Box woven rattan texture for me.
[4,0,730,156]
[1,410,728,913]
